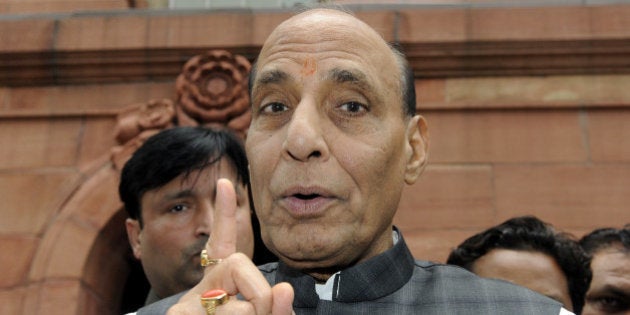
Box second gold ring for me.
[200,249,223,267]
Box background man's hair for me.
[579,224,630,254]
[119,126,249,224]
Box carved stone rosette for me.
[110,50,252,170]
[111,99,176,170]
[175,50,251,136]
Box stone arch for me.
[25,160,127,314]
[22,50,253,315]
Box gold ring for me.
[200,249,222,267]
[200,289,229,315]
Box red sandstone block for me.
[40,220,98,279]
[402,229,483,264]
[0,19,54,52]
[0,287,26,315]
[1,1,127,14]
[0,88,7,109]
[494,164,630,230]
[441,75,630,110]
[77,117,118,171]
[63,166,124,230]
[395,165,495,230]
[30,280,81,315]
[398,8,467,43]
[424,110,587,163]
[588,109,630,162]
[0,236,38,288]
[28,224,63,282]
[469,6,590,41]
[416,79,446,110]
[56,15,148,50]
[147,13,253,48]
[0,171,81,235]
[4,82,173,115]
[355,10,397,42]
[589,5,630,38]
[0,119,82,169]
[251,12,293,46]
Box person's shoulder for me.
[135,291,186,315]
[414,259,477,274]
[412,259,502,286]
[410,260,563,313]
[413,259,540,292]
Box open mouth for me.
[294,193,320,200]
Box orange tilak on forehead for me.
[300,58,317,76]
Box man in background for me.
[119,126,273,305]
[447,215,591,314]
[580,225,630,315]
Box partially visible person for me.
[119,126,274,306]
[580,225,630,315]
[447,216,591,314]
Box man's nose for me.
[195,201,214,237]
[282,98,330,162]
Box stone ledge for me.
[1,4,630,86]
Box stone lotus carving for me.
[114,99,176,145]
[111,50,252,170]
[111,99,176,170]
[176,50,251,136]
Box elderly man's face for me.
[246,9,427,276]
[582,246,630,315]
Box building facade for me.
[1,0,630,313]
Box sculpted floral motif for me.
[176,50,251,136]
[114,99,176,144]
[111,99,176,169]
[111,50,252,168]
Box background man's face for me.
[246,10,423,273]
[582,247,630,315]
[126,159,253,298]
[472,249,573,311]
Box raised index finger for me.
[206,178,238,264]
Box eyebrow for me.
[256,69,288,86]
[328,68,371,90]
[595,285,630,299]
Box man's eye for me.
[593,296,629,312]
[169,204,188,213]
[339,101,367,113]
[261,102,288,113]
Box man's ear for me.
[125,218,142,260]
[404,115,429,185]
